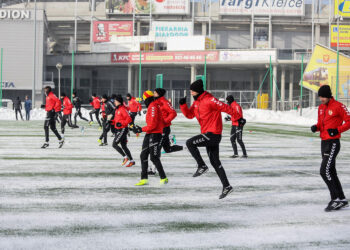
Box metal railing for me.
[278,49,312,60]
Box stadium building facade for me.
[0,0,346,110]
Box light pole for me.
[32,0,37,108]
[56,63,63,97]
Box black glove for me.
[143,110,147,115]
[328,129,339,137]
[237,118,247,127]
[40,104,45,109]
[238,118,246,127]
[116,122,122,128]
[134,125,142,134]
[311,125,317,133]
[138,111,141,116]
[179,97,187,105]
[224,116,231,122]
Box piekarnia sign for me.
[220,0,305,16]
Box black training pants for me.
[320,139,345,200]
[186,133,230,188]
[141,133,166,180]
[113,127,133,160]
[161,126,183,153]
[89,108,102,126]
[55,111,62,123]
[61,114,75,134]
[15,109,23,120]
[74,108,88,125]
[230,126,247,156]
[44,111,62,142]
[129,112,138,133]
[99,118,111,144]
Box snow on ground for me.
[0,107,318,126]
[0,119,349,249]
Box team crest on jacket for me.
[328,110,333,116]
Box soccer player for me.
[72,92,89,126]
[98,94,116,146]
[134,91,168,186]
[89,93,102,128]
[180,79,243,199]
[311,85,349,211]
[225,95,247,158]
[41,86,64,149]
[112,95,135,167]
[60,93,78,135]
[126,93,142,128]
[154,88,183,154]
[54,95,63,123]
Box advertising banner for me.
[219,50,276,62]
[106,0,190,15]
[331,25,350,47]
[111,51,219,63]
[152,21,192,40]
[220,0,305,16]
[93,21,133,43]
[302,44,350,98]
[335,0,350,17]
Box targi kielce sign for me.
[220,0,305,16]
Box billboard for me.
[335,0,350,17]
[106,0,190,15]
[93,21,133,43]
[331,25,350,47]
[0,9,45,92]
[302,44,350,98]
[219,50,277,62]
[152,21,192,40]
[220,0,305,16]
[111,51,219,63]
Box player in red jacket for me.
[41,86,64,149]
[134,91,168,186]
[154,88,183,153]
[311,85,350,211]
[89,94,102,128]
[225,95,247,158]
[112,95,135,168]
[54,96,62,123]
[180,79,242,199]
[126,93,142,130]
[60,93,78,135]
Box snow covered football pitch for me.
[0,120,350,250]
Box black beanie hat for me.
[155,88,166,97]
[318,85,332,98]
[126,93,132,99]
[190,79,204,94]
[115,94,124,104]
[60,93,66,97]
[226,95,234,104]
[102,94,108,100]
